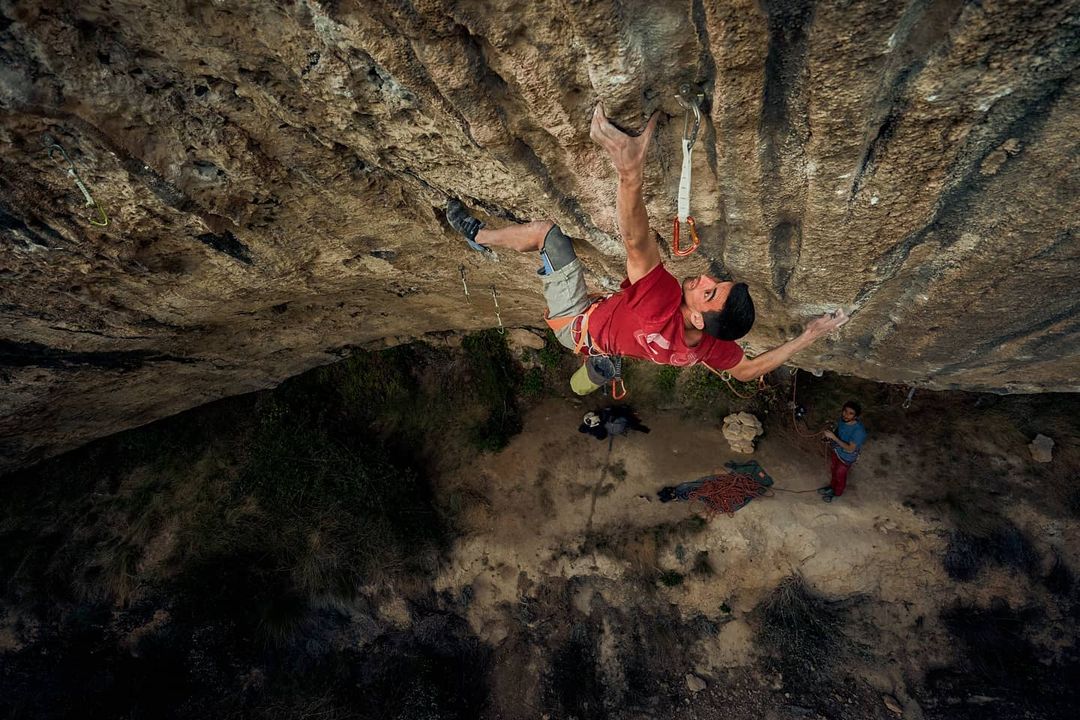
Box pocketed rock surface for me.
[1,0,1078,471]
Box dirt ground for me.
[2,351,1077,720]
[432,390,1080,720]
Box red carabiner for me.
[672,216,699,257]
[610,377,627,400]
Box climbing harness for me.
[490,285,504,334]
[902,386,916,409]
[672,84,703,257]
[688,472,769,517]
[545,300,628,398]
[459,264,470,300]
[46,140,109,227]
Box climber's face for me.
[841,407,858,423]
[681,275,732,317]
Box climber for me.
[446,103,848,381]
[818,400,868,503]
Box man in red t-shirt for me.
[446,104,848,379]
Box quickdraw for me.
[46,140,109,227]
[609,355,626,400]
[902,387,915,409]
[459,264,470,300]
[490,285,504,334]
[673,84,702,257]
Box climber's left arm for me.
[726,310,849,382]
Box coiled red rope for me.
[688,473,769,517]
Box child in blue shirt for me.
[818,401,868,502]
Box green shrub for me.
[521,367,546,399]
[658,570,684,587]
[538,330,563,370]
[655,365,680,394]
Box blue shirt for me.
[833,419,867,464]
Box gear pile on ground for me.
[723,412,764,454]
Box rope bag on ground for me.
[688,472,769,517]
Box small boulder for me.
[507,328,545,351]
[722,412,763,454]
[882,694,903,715]
[1029,433,1054,463]
[685,673,706,693]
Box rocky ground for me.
[0,335,1078,719]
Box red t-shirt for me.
[587,264,744,370]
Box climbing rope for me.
[702,363,765,399]
[672,84,702,257]
[790,369,824,439]
[688,472,768,517]
[46,140,109,227]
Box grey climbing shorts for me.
[539,226,589,350]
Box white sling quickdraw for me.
[46,139,109,227]
[673,84,702,257]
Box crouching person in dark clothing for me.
[578,406,651,441]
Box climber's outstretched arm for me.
[726,311,850,381]
[590,104,661,284]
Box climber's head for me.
[681,275,755,340]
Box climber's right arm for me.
[590,104,661,284]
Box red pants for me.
[829,452,852,496]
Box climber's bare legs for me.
[475,220,554,253]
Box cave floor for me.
[431,394,1078,719]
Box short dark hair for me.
[702,282,754,340]
[842,400,861,416]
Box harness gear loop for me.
[459,264,470,300]
[490,285,505,334]
[47,142,109,227]
[673,84,703,257]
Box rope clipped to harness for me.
[688,472,767,517]
[673,84,702,257]
[702,363,765,399]
[46,139,109,227]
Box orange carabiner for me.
[610,377,627,400]
[672,216,699,257]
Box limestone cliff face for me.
[1,0,1078,471]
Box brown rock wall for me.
[1,0,1077,471]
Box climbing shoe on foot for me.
[822,493,834,503]
[817,486,833,496]
[446,199,491,255]
[658,487,677,503]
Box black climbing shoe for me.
[817,486,833,496]
[658,487,677,503]
[446,199,490,255]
